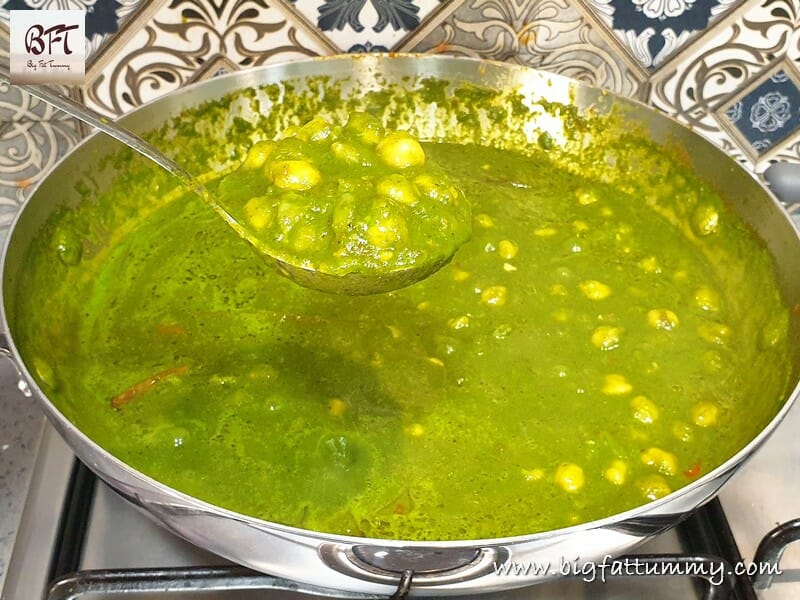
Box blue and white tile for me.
[580,0,739,70]
[83,0,331,117]
[287,0,444,53]
[408,0,647,100]
[648,0,798,172]
[721,66,800,160]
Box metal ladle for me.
[1,71,455,295]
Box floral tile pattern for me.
[0,79,82,234]
[722,66,800,158]
[647,0,798,172]
[83,0,332,116]
[407,0,648,100]
[285,0,446,53]
[580,0,740,70]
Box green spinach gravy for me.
[15,93,793,542]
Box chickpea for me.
[405,423,425,437]
[703,350,723,372]
[448,315,470,330]
[299,116,335,143]
[243,196,274,231]
[639,256,660,273]
[698,322,732,345]
[692,204,719,236]
[376,131,426,168]
[552,308,571,322]
[673,421,693,443]
[522,468,545,481]
[572,220,590,232]
[474,213,495,228]
[631,395,659,424]
[328,398,347,417]
[291,224,319,252]
[276,197,305,233]
[554,462,584,493]
[638,475,672,501]
[602,374,633,396]
[271,136,310,162]
[576,189,598,205]
[377,174,419,206]
[694,285,720,311]
[344,111,384,145]
[270,160,321,191]
[760,313,788,349]
[604,460,628,485]
[414,173,459,204]
[481,286,507,307]
[331,141,370,167]
[498,240,519,260]
[692,402,719,427]
[241,140,276,170]
[493,324,512,339]
[366,214,408,249]
[591,326,623,351]
[647,309,679,331]
[533,227,557,237]
[52,228,82,266]
[579,280,612,300]
[640,447,678,476]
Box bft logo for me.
[25,23,80,56]
[9,10,85,84]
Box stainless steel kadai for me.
[1,54,799,596]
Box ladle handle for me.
[0,62,201,196]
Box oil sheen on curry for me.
[15,79,793,542]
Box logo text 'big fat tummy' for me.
[9,10,85,84]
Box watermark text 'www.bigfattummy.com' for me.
[493,555,782,586]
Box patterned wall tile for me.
[287,0,447,52]
[406,0,648,100]
[648,0,798,172]
[0,80,82,232]
[721,63,800,161]
[579,0,740,70]
[83,0,333,117]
